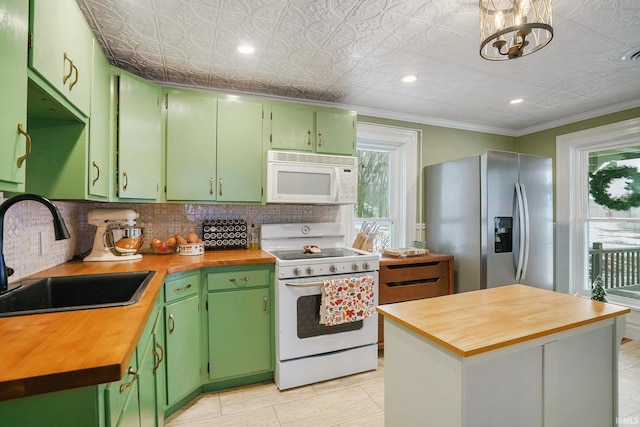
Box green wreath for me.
[589,165,640,211]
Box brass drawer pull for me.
[263,295,268,314]
[16,123,32,168]
[229,277,250,286]
[69,63,79,90]
[218,178,223,196]
[173,283,192,293]
[317,131,323,147]
[307,129,311,145]
[63,52,73,85]
[122,170,128,191]
[119,367,138,393]
[209,177,214,195]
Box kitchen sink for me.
[0,271,155,317]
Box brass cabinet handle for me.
[122,170,128,191]
[16,123,32,168]
[229,277,250,285]
[69,63,79,90]
[317,131,323,147]
[119,367,138,394]
[173,283,192,293]
[209,177,214,195]
[307,129,311,145]
[91,161,100,186]
[152,343,164,374]
[168,313,175,335]
[63,52,73,85]
[218,178,223,196]
[263,295,268,314]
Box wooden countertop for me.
[379,253,452,266]
[376,284,630,357]
[0,249,274,401]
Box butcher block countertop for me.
[0,249,274,401]
[377,284,630,357]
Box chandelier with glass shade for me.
[479,0,553,60]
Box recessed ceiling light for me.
[510,98,524,104]
[237,45,255,54]
[401,74,417,83]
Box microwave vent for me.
[268,150,357,167]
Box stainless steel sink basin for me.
[0,271,155,317]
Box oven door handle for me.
[285,281,323,287]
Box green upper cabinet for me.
[0,0,29,192]
[29,0,93,115]
[216,99,263,203]
[164,91,264,204]
[88,41,112,199]
[165,90,217,201]
[270,104,356,156]
[116,71,162,201]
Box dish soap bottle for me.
[249,224,259,249]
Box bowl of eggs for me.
[150,237,178,255]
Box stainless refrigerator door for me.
[424,156,481,293]
[485,150,521,288]
[518,154,554,290]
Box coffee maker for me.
[84,208,144,262]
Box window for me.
[349,123,419,251]
[556,118,640,296]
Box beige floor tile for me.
[219,381,317,416]
[338,411,384,427]
[274,385,381,427]
[310,367,382,395]
[165,392,221,426]
[360,377,384,409]
[208,407,280,427]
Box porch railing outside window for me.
[589,242,640,288]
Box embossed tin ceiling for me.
[75,0,640,136]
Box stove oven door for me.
[276,271,378,361]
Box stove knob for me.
[306,267,314,275]
[329,265,338,273]
[351,263,359,271]
[293,268,302,276]
[362,262,371,271]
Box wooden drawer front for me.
[379,278,448,304]
[207,268,270,291]
[164,273,199,302]
[379,260,447,284]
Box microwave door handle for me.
[334,167,340,202]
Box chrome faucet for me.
[0,194,71,294]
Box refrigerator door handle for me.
[520,183,531,281]
[515,183,526,281]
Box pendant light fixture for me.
[479,0,553,60]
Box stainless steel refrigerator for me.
[424,150,554,293]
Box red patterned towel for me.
[320,275,376,326]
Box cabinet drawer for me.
[164,273,199,302]
[207,269,270,291]
[379,260,448,283]
[379,278,448,304]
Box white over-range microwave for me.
[266,150,358,204]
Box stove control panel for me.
[277,260,379,279]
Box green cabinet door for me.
[30,0,93,114]
[165,91,217,201]
[0,0,28,192]
[315,109,356,156]
[270,104,314,152]
[165,295,200,406]
[138,328,157,427]
[117,71,162,200]
[208,288,272,380]
[88,41,112,199]
[216,99,263,203]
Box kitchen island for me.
[377,285,630,427]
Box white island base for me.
[378,285,629,427]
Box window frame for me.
[348,122,420,248]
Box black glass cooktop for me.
[270,247,362,260]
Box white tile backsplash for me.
[0,196,339,283]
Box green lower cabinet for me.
[206,266,274,384]
[164,293,200,406]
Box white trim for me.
[556,118,640,295]
[356,122,420,247]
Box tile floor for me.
[166,342,640,426]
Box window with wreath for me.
[587,146,640,291]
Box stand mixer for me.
[84,208,144,262]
